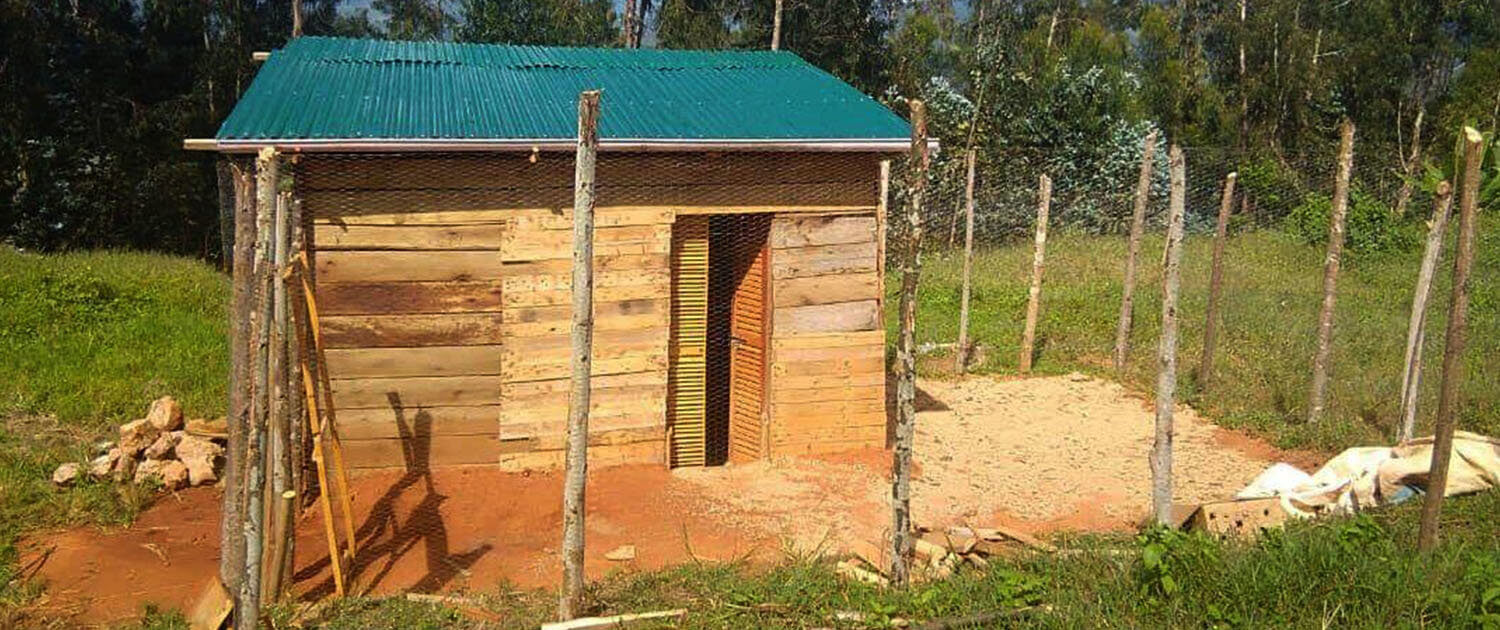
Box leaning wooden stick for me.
[1398,181,1454,442]
[1018,174,1052,373]
[559,90,601,621]
[1417,128,1484,553]
[1197,171,1237,387]
[955,149,978,372]
[890,100,929,588]
[288,259,348,597]
[1151,145,1187,526]
[1307,120,1355,424]
[1113,130,1158,373]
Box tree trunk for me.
[292,0,303,38]
[1398,181,1453,442]
[1018,174,1052,373]
[1113,130,1158,374]
[1416,128,1484,553]
[1394,108,1425,217]
[221,158,255,596]
[890,100,929,588]
[1197,172,1238,388]
[559,90,600,621]
[622,0,637,48]
[955,149,977,373]
[771,0,783,50]
[1151,145,1188,526]
[238,147,278,630]
[1307,120,1354,424]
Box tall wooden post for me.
[1197,172,1238,387]
[1307,120,1354,424]
[1398,181,1454,442]
[261,185,293,605]
[771,0,784,50]
[1113,130,1158,374]
[292,0,303,37]
[238,147,277,629]
[559,90,600,621]
[221,158,255,595]
[955,149,978,372]
[1151,145,1187,526]
[890,100,929,588]
[1417,128,1484,553]
[1018,174,1052,373]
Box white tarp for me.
[1238,432,1500,518]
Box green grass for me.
[0,247,228,627]
[278,491,1500,628]
[892,222,1499,452]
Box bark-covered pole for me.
[238,147,277,629]
[1307,120,1355,424]
[1151,145,1187,526]
[771,0,783,50]
[1113,130,1158,374]
[221,158,255,595]
[260,185,292,605]
[890,100,929,588]
[1417,128,1484,553]
[1197,172,1238,388]
[1017,174,1052,373]
[559,90,600,621]
[1398,181,1454,442]
[291,0,303,38]
[954,149,978,372]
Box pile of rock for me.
[52,396,226,491]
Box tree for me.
[375,0,455,40]
[459,0,616,46]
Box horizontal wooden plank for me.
[504,298,667,325]
[324,345,501,379]
[774,398,886,421]
[771,384,884,404]
[304,182,877,217]
[335,406,499,440]
[774,272,879,308]
[500,269,669,294]
[501,414,665,442]
[771,330,886,351]
[773,343,884,363]
[772,356,885,377]
[501,370,666,400]
[341,434,508,470]
[505,282,669,308]
[770,242,878,279]
[770,435,887,455]
[775,300,880,334]
[317,251,503,283]
[314,223,503,250]
[502,352,668,383]
[501,254,668,277]
[501,224,669,262]
[772,371,885,390]
[496,439,665,471]
[320,313,502,349]
[317,281,503,315]
[771,215,877,249]
[772,418,888,441]
[330,375,499,409]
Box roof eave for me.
[188,137,937,154]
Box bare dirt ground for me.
[18,373,1323,624]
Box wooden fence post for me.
[1417,128,1484,552]
[1398,181,1454,442]
[1307,120,1355,424]
[955,149,978,372]
[771,0,783,50]
[1151,145,1187,526]
[1113,130,1158,374]
[1197,172,1238,387]
[222,158,255,596]
[261,184,293,605]
[1018,174,1052,373]
[559,90,600,621]
[238,147,277,629]
[890,100,929,588]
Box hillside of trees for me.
[2,0,1497,259]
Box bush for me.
[1283,188,1419,256]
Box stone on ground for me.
[143,431,183,460]
[89,449,122,479]
[157,460,190,490]
[52,462,80,486]
[118,418,161,457]
[145,396,184,432]
[176,434,224,486]
[604,544,637,561]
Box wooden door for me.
[727,216,771,463]
[667,216,710,467]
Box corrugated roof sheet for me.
[216,37,911,142]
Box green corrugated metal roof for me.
[216,37,911,143]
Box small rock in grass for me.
[176,434,224,486]
[119,418,161,457]
[157,460,189,490]
[134,458,165,485]
[144,431,183,460]
[604,544,636,562]
[145,396,184,432]
[52,462,81,487]
[89,448,122,478]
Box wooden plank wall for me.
[768,213,888,455]
[298,152,885,470]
